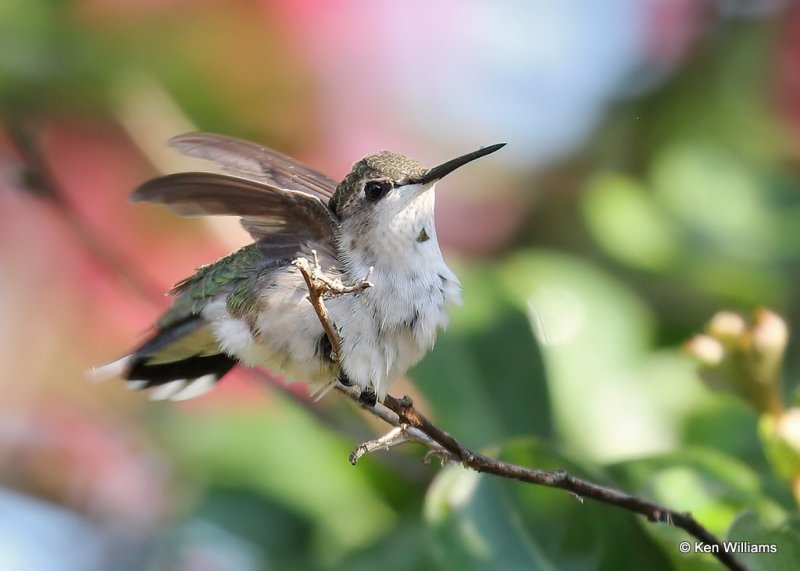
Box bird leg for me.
[358,386,378,407]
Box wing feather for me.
[132,172,338,261]
[169,132,337,201]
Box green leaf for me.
[759,412,800,481]
[648,142,788,305]
[496,251,688,461]
[726,512,800,571]
[425,439,672,571]
[410,263,552,448]
[610,448,782,536]
[681,399,765,472]
[608,447,788,570]
[582,171,680,271]
[340,522,440,571]
[185,487,312,569]
[653,143,774,256]
[159,398,396,562]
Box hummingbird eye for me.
[364,181,391,202]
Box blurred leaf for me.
[649,142,790,307]
[160,398,395,562]
[642,24,787,161]
[0,0,59,90]
[496,251,689,461]
[189,487,313,569]
[609,446,787,560]
[759,412,800,481]
[426,467,553,571]
[410,263,552,448]
[582,171,680,271]
[682,256,786,307]
[425,439,672,571]
[159,515,267,571]
[608,446,790,570]
[0,0,109,115]
[653,143,776,261]
[340,522,439,571]
[727,511,800,571]
[681,399,766,474]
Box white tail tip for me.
[170,374,218,401]
[149,379,187,401]
[126,380,148,391]
[86,356,132,383]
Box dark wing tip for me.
[129,172,228,204]
[129,176,171,203]
[129,181,152,203]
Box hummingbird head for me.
[328,144,505,252]
[329,144,505,269]
[328,151,425,222]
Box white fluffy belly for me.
[201,260,460,399]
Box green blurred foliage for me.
[426,440,674,571]
[727,512,800,571]
[3,2,800,571]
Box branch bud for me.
[685,308,787,415]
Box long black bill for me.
[414,143,506,185]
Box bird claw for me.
[358,386,377,407]
[293,250,372,299]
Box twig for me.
[348,426,408,463]
[294,256,746,571]
[293,251,372,362]
[335,383,455,464]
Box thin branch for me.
[335,383,454,464]
[294,256,746,571]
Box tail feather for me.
[127,352,236,387]
[170,374,218,401]
[87,355,134,383]
[88,318,237,401]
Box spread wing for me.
[132,172,338,262]
[169,132,337,201]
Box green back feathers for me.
[158,244,263,329]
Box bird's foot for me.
[358,386,377,407]
[294,250,373,299]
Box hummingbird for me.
[90,133,505,405]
